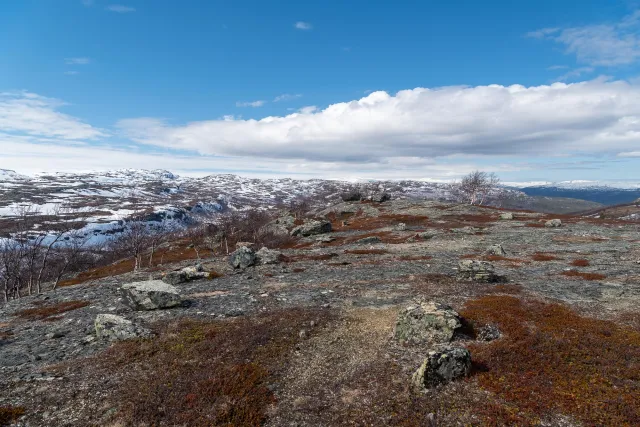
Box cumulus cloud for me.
[274,93,302,102]
[295,22,312,30]
[236,100,266,107]
[117,79,640,163]
[106,4,136,13]
[0,92,107,140]
[529,11,640,66]
[65,57,91,65]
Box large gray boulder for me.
[256,247,283,265]
[291,220,332,237]
[545,219,562,228]
[457,260,499,282]
[229,246,257,269]
[395,301,462,345]
[412,346,472,390]
[121,280,182,310]
[370,192,391,203]
[95,314,150,342]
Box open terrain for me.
[0,198,639,426]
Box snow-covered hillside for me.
[504,180,640,205]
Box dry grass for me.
[570,259,590,267]
[283,253,338,262]
[14,300,90,321]
[0,406,25,426]
[80,308,331,427]
[487,283,523,294]
[337,213,429,231]
[461,295,640,426]
[292,268,306,273]
[561,270,606,280]
[532,252,559,261]
[397,255,433,261]
[525,222,545,228]
[483,255,527,263]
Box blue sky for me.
[2,0,640,182]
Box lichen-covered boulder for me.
[499,212,514,220]
[229,246,257,269]
[256,247,283,265]
[412,346,472,390]
[487,244,506,256]
[477,324,501,342]
[457,260,499,282]
[370,192,391,203]
[291,220,332,237]
[120,280,182,310]
[545,219,562,227]
[395,301,462,345]
[95,314,150,342]
[162,264,209,285]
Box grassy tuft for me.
[0,406,25,426]
[14,300,90,321]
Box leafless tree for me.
[457,171,501,205]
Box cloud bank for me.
[117,79,640,162]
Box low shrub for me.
[461,295,640,425]
[532,253,558,261]
[561,270,606,280]
[570,259,590,267]
[0,406,25,426]
[344,249,389,255]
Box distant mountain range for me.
[504,181,640,205]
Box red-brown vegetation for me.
[461,295,640,425]
[525,222,545,228]
[14,300,90,321]
[283,253,338,262]
[532,252,558,261]
[344,249,389,255]
[292,268,306,273]
[570,259,590,267]
[397,255,433,261]
[561,270,606,280]
[82,309,330,426]
[487,283,523,294]
[0,406,25,426]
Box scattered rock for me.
[162,264,209,285]
[229,246,257,269]
[412,346,472,390]
[457,260,499,282]
[418,231,436,240]
[316,235,335,243]
[451,226,480,234]
[477,324,501,342]
[341,191,362,202]
[545,219,562,228]
[120,280,183,310]
[487,244,506,256]
[394,223,407,231]
[94,314,150,342]
[235,241,255,250]
[499,212,514,220]
[395,300,462,345]
[355,236,382,244]
[291,220,332,237]
[256,247,283,265]
[370,192,391,203]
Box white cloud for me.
[116,79,640,164]
[295,22,312,30]
[547,65,569,70]
[106,4,136,13]
[529,12,640,66]
[555,66,595,81]
[273,93,302,102]
[235,100,266,108]
[65,57,91,65]
[0,92,107,140]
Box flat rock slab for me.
[95,314,151,342]
[120,280,182,310]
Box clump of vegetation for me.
[561,270,606,280]
[14,300,90,321]
[283,253,338,262]
[344,249,389,255]
[461,295,640,425]
[531,252,558,261]
[570,258,590,267]
[88,309,330,426]
[0,406,25,426]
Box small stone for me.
[545,219,562,228]
[499,212,514,220]
[229,246,257,269]
[355,236,382,244]
[487,244,506,256]
[477,324,501,342]
[299,329,308,339]
[457,260,500,282]
[235,241,255,249]
[394,223,407,231]
[412,346,471,390]
[395,300,462,345]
